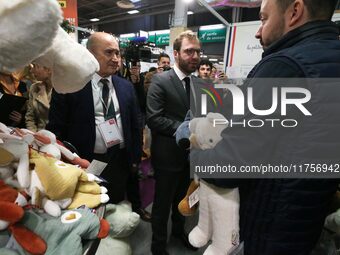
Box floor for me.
[129,204,206,255]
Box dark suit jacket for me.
[146,69,211,172]
[47,75,141,165]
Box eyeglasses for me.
[182,48,201,56]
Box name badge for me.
[98,118,122,148]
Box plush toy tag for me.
[188,187,200,208]
[86,159,107,176]
[98,118,122,148]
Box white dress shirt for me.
[173,63,196,107]
[92,73,125,154]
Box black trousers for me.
[93,146,129,204]
[151,167,190,254]
[127,169,142,211]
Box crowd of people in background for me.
[0,44,226,133]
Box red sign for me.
[59,0,78,26]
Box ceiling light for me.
[209,58,218,62]
[127,10,139,14]
[148,29,170,35]
[130,0,141,2]
[187,11,194,15]
[120,33,136,38]
[200,24,225,31]
[117,0,135,9]
[90,18,100,22]
[184,0,194,3]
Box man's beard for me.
[264,19,285,50]
[178,56,198,75]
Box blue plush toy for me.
[174,110,193,150]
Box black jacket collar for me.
[263,20,339,58]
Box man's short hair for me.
[173,30,200,51]
[198,59,213,70]
[86,33,118,52]
[157,53,170,62]
[276,0,337,20]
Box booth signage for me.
[148,34,169,46]
[119,36,136,48]
[198,28,226,43]
[60,0,78,26]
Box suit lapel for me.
[169,69,189,109]
[111,75,124,108]
[83,81,95,120]
[111,75,126,123]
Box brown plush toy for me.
[178,180,200,216]
[0,180,47,255]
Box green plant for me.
[61,19,75,33]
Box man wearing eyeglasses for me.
[146,30,201,255]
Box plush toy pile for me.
[176,112,240,255]
[0,0,141,253]
[0,122,111,254]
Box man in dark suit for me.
[47,32,141,204]
[146,30,202,255]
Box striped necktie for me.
[101,78,116,120]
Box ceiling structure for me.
[76,0,340,64]
[78,0,340,28]
[77,0,232,28]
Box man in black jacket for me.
[191,0,340,254]
[48,33,142,205]
[147,31,202,255]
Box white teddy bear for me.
[188,112,240,255]
[34,27,100,94]
[0,0,62,73]
[0,0,99,94]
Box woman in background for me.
[25,63,52,132]
[0,71,28,127]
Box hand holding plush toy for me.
[178,113,241,255]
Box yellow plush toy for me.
[29,150,109,216]
[0,147,14,166]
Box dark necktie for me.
[183,77,190,103]
[101,78,116,120]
